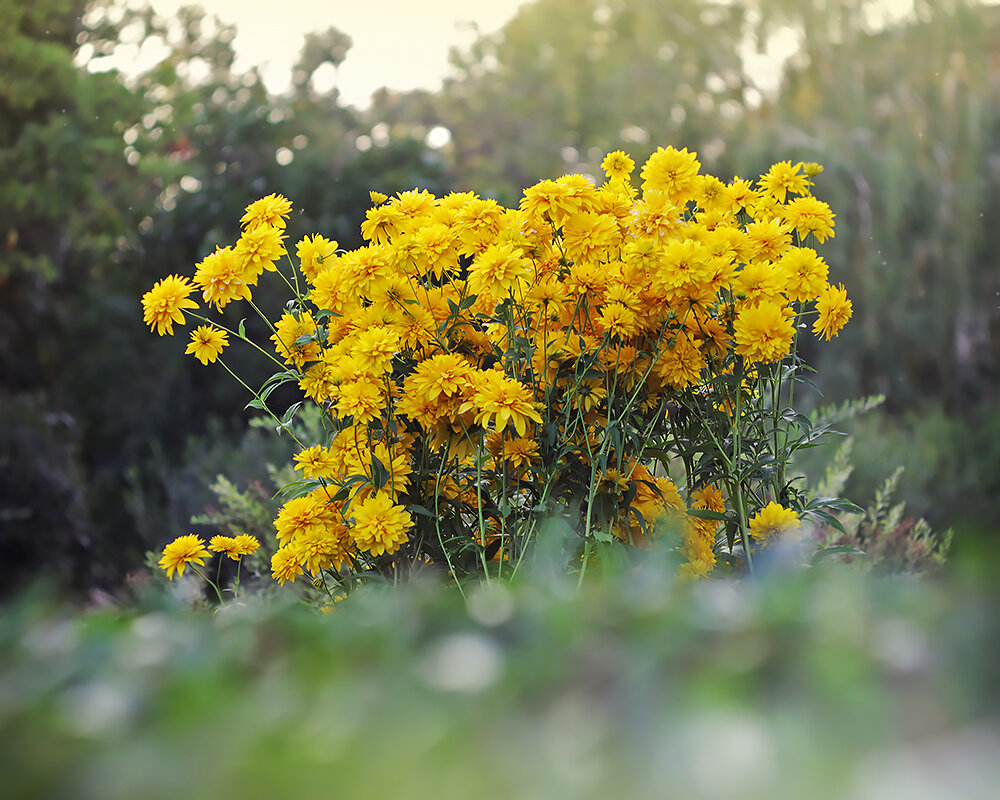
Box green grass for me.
[2,553,998,799]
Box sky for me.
[126,0,529,107]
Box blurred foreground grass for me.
[2,552,998,800]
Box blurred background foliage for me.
[1,0,997,596]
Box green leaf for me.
[237,318,247,339]
[371,454,388,491]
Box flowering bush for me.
[142,147,855,600]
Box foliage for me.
[439,0,1000,411]
[809,438,952,571]
[0,0,453,596]
[142,148,863,599]
[1,562,999,799]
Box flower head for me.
[601,150,635,180]
[734,300,795,363]
[142,275,198,336]
[749,501,801,546]
[758,161,810,203]
[159,534,210,579]
[271,546,304,585]
[350,492,413,556]
[193,246,254,310]
[640,146,701,202]
[241,193,292,230]
[185,325,228,365]
[813,282,852,340]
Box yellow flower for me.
[734,300,795,363]
[289,525,350,573]
[232,534,260,556]
[271,546,304,585]
[758,161,810,203]
[185,325,228,365]
[640,146,701,202]
[467,242,531,300]
[406,353,475,403]
[209,535,242,560]
[353,326,400,377]
[745,218,793,263]
[735,261,786,306]
[235,224,286,277]
[350,491,413,556]
[562,211,621,265]
[464,370,542,437]
[274,490,338,545]
[360,203,404,245]
[193,246,254,310]
[158,534,210,579]
[241,193,292,230]
[778,248,828,303]
[141,274,198,336]
[783,196,835,244]
[271,311,322,366]
[748,501,801,546]
[813,282,852,340]
[601,149,635,179]
[296,234,338,283]
[337,377,385,424]
[598,302,640,340]
[293,445,340,479]
[657,334,705,390]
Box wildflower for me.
[406,353,475,403]
[758,161,810,203]
[235,224,286,277]
[193,246,253,310]
[465,370,543,436]
[736,261,786,306]
[745,218,792,263]
[293,445,340,479]
[158,534,210,579]
[783,196,835,244]
[562,211,621,265]
[185,325,228,365]
[350,492,413,557]
[360,203,404,245]
[749,501,801,546]
[726,177,758,214]
[141,274,198,335]
[296,234,338,283]
[241,193,292,230]
[271,546,304,585]
[601,150,635,180]
[290,525,350,573]
[467,242,531,299]
[274,491,337,544]
[734,300,795,363]
[640,146,701,201]
[813,282,853,340]
[337,377,385,424]
[209,535,242,560]
[353,326,400,377]
[232,534,260,556]
[657,335,705,389]
[598,302,640,340]
[271,311,322,366]
[778,248,828,303]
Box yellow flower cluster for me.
[143,150,851,585]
